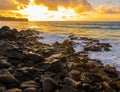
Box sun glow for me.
[19,3,77,21]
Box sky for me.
[0,0,120,21]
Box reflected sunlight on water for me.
[0,21,120,40]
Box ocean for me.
[0,21,120,70]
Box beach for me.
[0,26,120,92]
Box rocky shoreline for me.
[0,26,120,92]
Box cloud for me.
[0,10,23,18]
[34,0,92,12]
[96,5,120,14]
[15,0,30,4]
[0,0,30,10]
[0,0,18,10]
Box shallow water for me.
[0,21,120,70]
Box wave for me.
[54,25,120,30]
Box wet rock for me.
[7,50,25,61]
[84,45,102,51]
[0,26,17,40]
[5,88,22,92]
[105,65,116,73]
[115,81,120,89]
[80,73,95,83]
[0,83,6,92]
[60,85,78,92]
[81,83,90,90]
[46,59,66,73]
[0,59,12,69]
[14,67,40,81]
[64,77,80,87]
[0,70,19,87]
[99,43,112,47]
[23,87,37,92]
[89,86,99,92]
[87,60,103,67]
[68,70,80,81]
[20,80,38,89]
[104,65,117,78]
[42,77,59,92]
[1,26,10,31]
[103,82,116,92]
[67,62,74,69]
[25,52,44,64]
[62,40,73,47]
[110,80,120,91]
[53,70,68,81]
[104,47,111,51]
[101,75,111,81]
[62,40,75,53]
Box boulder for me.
[103,82,116,92]
[42,77,59,92]
[5,88,22,92]
[0,59,12,69]
[81,83,90,90]
[14,67,40,81]
[80,73,95,83]
[84,45,102,51]
[7,50,25,61]
[20,80,38,89]
[0,70,19,87]
[46,59,66,73]
[0,83,6,92]
[25,52,44,63]
[1,26,10,31]
[0,26,17,39]
[60,85,78,92]
[23,87,37,92]
[64,77,80,87]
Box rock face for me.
[0,26,119,92]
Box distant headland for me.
[0,16,28,21]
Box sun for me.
[18,2,77,21]
[19,4,49,21]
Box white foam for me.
[73,40,85,52]
[88,40,120,70]
[38,33,69,44]
[37,33,120,70]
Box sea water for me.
[0,21,120,70]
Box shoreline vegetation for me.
[0,16,28,21]
[0,26,120,92]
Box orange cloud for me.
[15,0,30,4]
[0,0,30,10]
[1,0,120,21]
[34,0,92,12]
[0,0,18,10]
[0,10,23,18]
